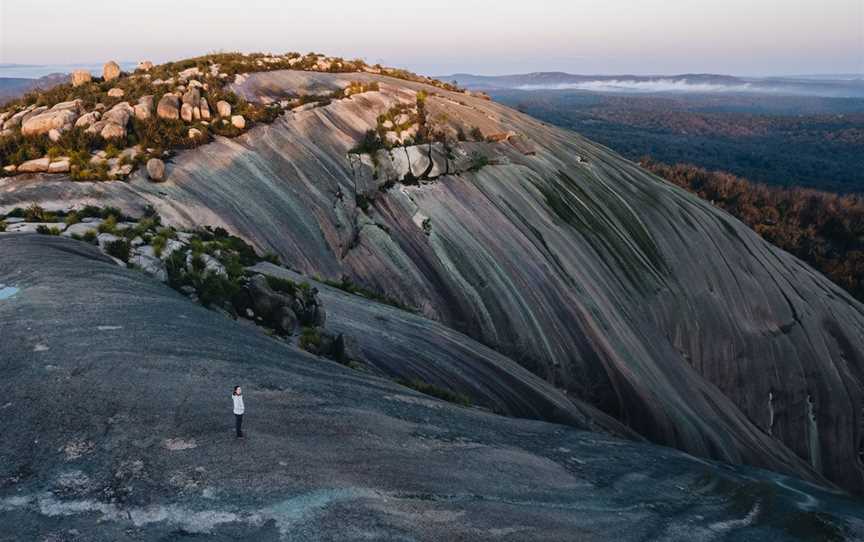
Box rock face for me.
[6,70,864,497]
[102,60,121,81]
[156,94,180,119]
[70,69,92,87]
[146,157,165,181]
[3,233,864,540]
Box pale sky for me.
[1,0,861,76]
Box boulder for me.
[51,99,84,114]
[48,129,62,142]
[146,158,165,182]
[103,61,121,81]
[181,88,200,107]
[102,107,131,127]
[137,60,154,72]
[107,88,124,98]
[21,109,77,136]
[133,95,154,120]
[178,67,201,79]
[231,115,245,129]
[199,98,211,120]
[188,128,203,139]
[216,100,231,117]
[75,111,101,128]
[70,69,92,87]
[180,103,194,122]
[16,157,50,173]
[2,164,16,173]
[100,123,126,140]
[47,159,70,173]
[157,94,180,120]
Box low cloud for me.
[517,79,756,93]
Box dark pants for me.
[235,414,243,437]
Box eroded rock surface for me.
[2,234,864,540]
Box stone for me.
[5,222,67,233]
[180,103,194,122]
[157,94,180,120]
[215,101,231,117]
[3,164,17,173]
[102,108,130,127]
[146,158,165,182]
[21,109,77,136]
[70,69,92,87]
[51,99,84,114]
[182,88,200,107]
[47,159,70,173]
[107,88,124,98]
[48,129,62,142]
[62,222,100,238]
[103,61,121,81]
[133,95,154,120]
[188,128,203,139]
[100,123,126,140]
[96,233,121,250]
[199,98,211,120]
[17,157,50,173]
[231,115,245,129]
[178,67,201,79]
[137,60,154,72]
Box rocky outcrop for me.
[6,69,864,496]
[102,60,121,81]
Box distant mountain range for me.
[442,72,864,98]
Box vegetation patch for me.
[396,378,472,407]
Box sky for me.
[0,0,862,77]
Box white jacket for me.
[233,394,245,415]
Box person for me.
[232,386,245,438]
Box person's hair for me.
[233,386,241,395]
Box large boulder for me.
[16,157,50,173]
[180,103,194,123]
[156,94,180,120]
[215,100,231,117]
[20,109,77,136]
[51,99,84,114]
[102,60,121,81]
[100,123,126,140]
[70,69,91,87]
[102,107,130,128]
[134,95,153,120]
[146,158,165,182]
[74,111,101,128]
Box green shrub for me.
[468,152,490,172]
[0,221,5,233]
[265,275,298,297]
[298,326,322,352]
[104,239,130,262]
[396,378,471,406]
[470,126,484,141]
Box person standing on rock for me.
[232,386,245,438]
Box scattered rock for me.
[137,60,154,72]
[48,159,70,173]
[100,123,126,140]
[199,98,211,120]
[216,101,231,117]
[180,103,194,122]
[51,99,84,114]
[134,96,154,120]
[146,158,165,182]
[48,129,62,142]
[231,115,245,129]
[107,88,124,98]
[70,69,92,87]
[188,128,203,139]
[74,111,101,128]
[17,157,51,173]
[103,61,121,81]
[157,94,180,120]
[21,109,77,136]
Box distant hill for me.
[0,73,67,105]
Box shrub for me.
[298,326,322,352]
[104,239,130,262]
[35,225,61,235]
[396,378,472,406]
[468,152,489,172]
[469,126,484,141]
[265,275,298,297]
[0,221,5,233]
[25,203,49,222]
